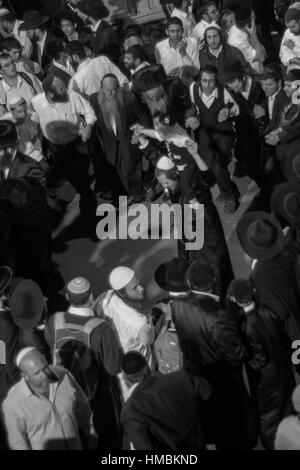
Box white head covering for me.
[8,96,26,110]
[156,156,175,171]
[109,267,135,291]
[67,277,91,295]
[16,347,36,367]
[0,8,10,17]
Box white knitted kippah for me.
[67,277,91,295]
[16,347,36,367]
[156,156,175,171]
[109,266,135,291]
[0,8,10,17]
[8,95,26,109]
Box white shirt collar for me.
[209,45,222,57]
[68,306,94,317]
[131,61,150,75]
[77,57,92,72]
[269,88,280,101]
[191,290,220,301]
[2,75,22,91]
[37,31,47,54]
[201,87,219,101]
[91,20,102,33]
[172,7,187,18]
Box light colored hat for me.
[8,96,26,109]
[16,347,36,367]
[156,156,175,171]
[109,266,135,291]
[67,277,91,295]
[0,8,10,17]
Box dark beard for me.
[117,290,144,313]
[51,92,69,103]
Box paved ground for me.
[52,165,258,305]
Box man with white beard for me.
[90,74,151,204]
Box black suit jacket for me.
[30,32,62,71]
[121,370,211,450]
[265,89,289,132]
[6,152,45,184]
[91,20,120,64]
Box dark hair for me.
[166,16,183,29]
[122,352,149,384]
[2,37,22,52]
[173,0,185,7]
[64,40,86,59]
[67,289,92,307]
[1,12,16,23]
[199,64,218,79]
[198,0,217,19]
[42,73,55,94]
[126,45,148,63]
[101,73,119,86]
[46,39,64,61]
[285,8,300,24]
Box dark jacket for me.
[250,237,300,341]
[171,294,258,449]
[4,152,46,187]
[234,303,295,449]
[91,20,120,65]
[90,90,150,195]
[121,370,211,450]
[0,308,19,403]
[199,43,249,82]
[265,89,288,133]
[30,32,62,71]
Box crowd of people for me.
[1,0,300,451]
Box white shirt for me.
[275,416,300,450]
[91,20,102,33]
[0,73,42,114]
[68,306,94,317]
[171,8,196,38]
[268,89,280,120]
[280,28,300,68]
[0,112,43,162]
[70,57,129,99]
[52,59,75,77]
[209,45,222,58]
[31,91,96,145]
[37,31,47,57]
[241,76,252,101]
[192,19,218,47]
[228,25,263,73]
[155,37,200,77]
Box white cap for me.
[156,156,175,171]
[16,347,36,367]
[8,95,26,109]
[67,277,91,295]
[109,266,135,291]
[0,8,10,17]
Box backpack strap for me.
[17,71,35,92]
[83,317,105,349]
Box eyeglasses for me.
[1,61,14,68]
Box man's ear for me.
[165,28,169,37]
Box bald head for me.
[17,347,48,373]
[101,74,120,100]
[17,348,53,394]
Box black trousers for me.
[46,138,96,214]
[198,128,239,201]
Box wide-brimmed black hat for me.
[186,260,215,292]
[154,257,189,292]
[54,8,78,24]
[280,141,300,182]
[9,279,44,328]
[0,120,18,148]
[0,265,13,295]
[237,211,284,261]
[271,182,300,228]
[222,59,245,83]
[235,6,252,22]
[227,278,254,304]
[77,0,109,19]
[19,10,49,31]
[259,63,283,81]
[132,63,167,94]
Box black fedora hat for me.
[19,10,49,31]
[9,279,44,328]
[154,257,189,292]
[0,265,13,295]
[271,182,300,228]
[77,0,109,19]
[281,142,300,182]
[237,211,284,261]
